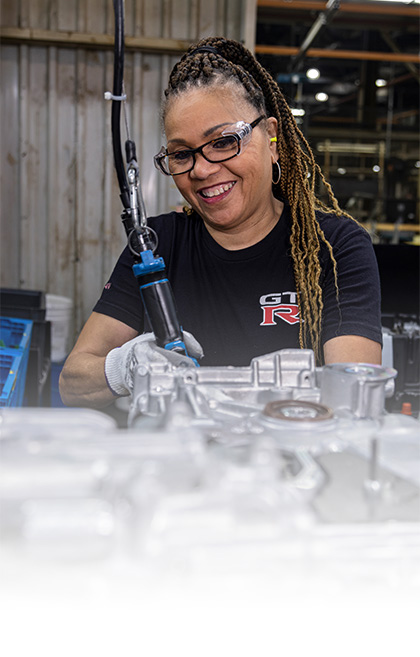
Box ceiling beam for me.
[307,126,419,141]
[256,44,420,64]
[257,1,420,17]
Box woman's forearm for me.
[59,352,120,408]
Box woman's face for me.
[163,87,279,239]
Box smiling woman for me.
[161,90,281,247]
[59,37,382,408]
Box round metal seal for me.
[263,400,333,422]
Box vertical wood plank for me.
[75,49,111,329]
[18,0,30,29]
[134,0,146,37]
[0,46,21,286]
[124,0,136,37]
[47,46,58,291]
[83,0,107,33]
[27,0,50,30]
[226,0,244,41]
[197,0,218,38]
[1,0,19,26]
[144,53,171,217]
[18,44,30,287]
[147,0,164,37]
[241,0,257,50]
[215,0,225,36]
[170,0,190,39]
[48,48,77,302]
[20,47,49,290]
[56,0,78,31]
[189,0,200,40]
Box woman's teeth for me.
[200,182,235,198]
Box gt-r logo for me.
[260,292,300,326]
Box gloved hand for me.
[104,331,203,397]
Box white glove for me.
[104,331,203,397]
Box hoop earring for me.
[272,160,281,185]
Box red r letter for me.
[261,304,300,326]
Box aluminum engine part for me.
[129,348,397,426]
[320,362,397,418]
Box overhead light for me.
[315,92,329,102]
[291,108,306,116]
[372,165,381,173]
[415,161,420,169]
[375,79,387,87]
[337,168,347,175]
[306,68,320,80]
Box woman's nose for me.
[189,153,221,179]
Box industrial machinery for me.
[1,349,418,560]
[1,351,419,656]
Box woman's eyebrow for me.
[203,122,231,137]
[167,122,232,147]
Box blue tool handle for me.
[133,250,198,361]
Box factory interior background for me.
[0,2,419,655]
[1,0,419,340]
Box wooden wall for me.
[1,0,253,341]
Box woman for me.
[60,37,382,408]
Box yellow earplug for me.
[270,137,277,142]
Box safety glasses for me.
[154,115,265,176]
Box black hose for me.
[109,1,187,355]
[111,0,130,209]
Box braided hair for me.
[163,37,355,362]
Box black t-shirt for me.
[93,205,382,366]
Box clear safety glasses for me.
[154,115,265,176]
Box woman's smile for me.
[197,181,236,201]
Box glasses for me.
[154,115,265,176]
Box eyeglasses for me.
[154,115,266,176]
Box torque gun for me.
[109,0,193,359]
